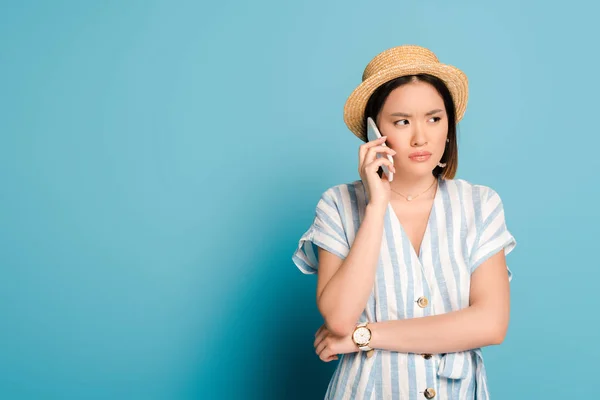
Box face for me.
[375,80,449,178]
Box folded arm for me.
[368,249,511,354]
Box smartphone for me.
[366,117,394,182]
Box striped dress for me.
[292,176,517,400]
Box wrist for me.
[366,202,387,216]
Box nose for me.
[411,122,427,146]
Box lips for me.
[409,151,432,158]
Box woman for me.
[292,45,517,399]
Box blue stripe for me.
[461,352,470,377]
[335,352,356,400]
[350,354,367,399]
[481,198,502,233]
[312,238,347,261]
[451,377,458,399]
[347,184,360,233]
[487,187,496,201]
[441,352,455,376]
[465,353,475,399]
[332,354,347,396]
[486,221,508,247]
[315,208,347,246]
[363,354,378,399]
[292,252,314,274]
[471,235,515,273]
[313,221,350,249]
[383,207,400,400]
[320,193,342,228]
[333,186,348,233]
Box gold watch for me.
[352,321,373,352]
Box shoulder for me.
[442,177,502,205]
[320,179,366,203]
[317,180,367,216]
[442,178,508,231]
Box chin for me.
[413,163,437,173]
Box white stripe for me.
[381,351,392,398]
[435,192,460,312]
[447,181,470,309]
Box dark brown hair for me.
[363,73,459,180]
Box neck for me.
[390,173,438,198]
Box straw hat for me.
[343,45,469,142]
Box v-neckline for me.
[387,176,442,262]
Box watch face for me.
[353,327,370,345]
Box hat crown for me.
[362,45,440,82]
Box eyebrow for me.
[389,109,444,117]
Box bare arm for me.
[367,249,511,354]
[316,202,387,337]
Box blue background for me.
[1,0,597,398]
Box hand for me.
[313,323,359,362]
[358,136,396,207]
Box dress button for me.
[422,353,432,360]
[417,296,429,308]
[424,388,436,399]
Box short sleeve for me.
[292,188,351,275]
[470,187,517,280]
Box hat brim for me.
[343,63,468,141]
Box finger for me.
[359,136,388,167]
[363,145,396,167]
[365,145,396,160]
[320,346,339,362]
[313,329,328,349]
[359,139,389,165]
[366,157,395,174]
[315,339,329,357]
[314,324,324,338]
[322,353,338,362]
[318,345,334,362]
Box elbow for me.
[490,331,505,345]
[320,313,356,337]
[475,304,509,345]
[323,316,355,337]
[318,302,356,337]
[488,321,509,345]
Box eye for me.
[394,119,409,126]
[429,116,442,123]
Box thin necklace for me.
[390,177,438,201]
